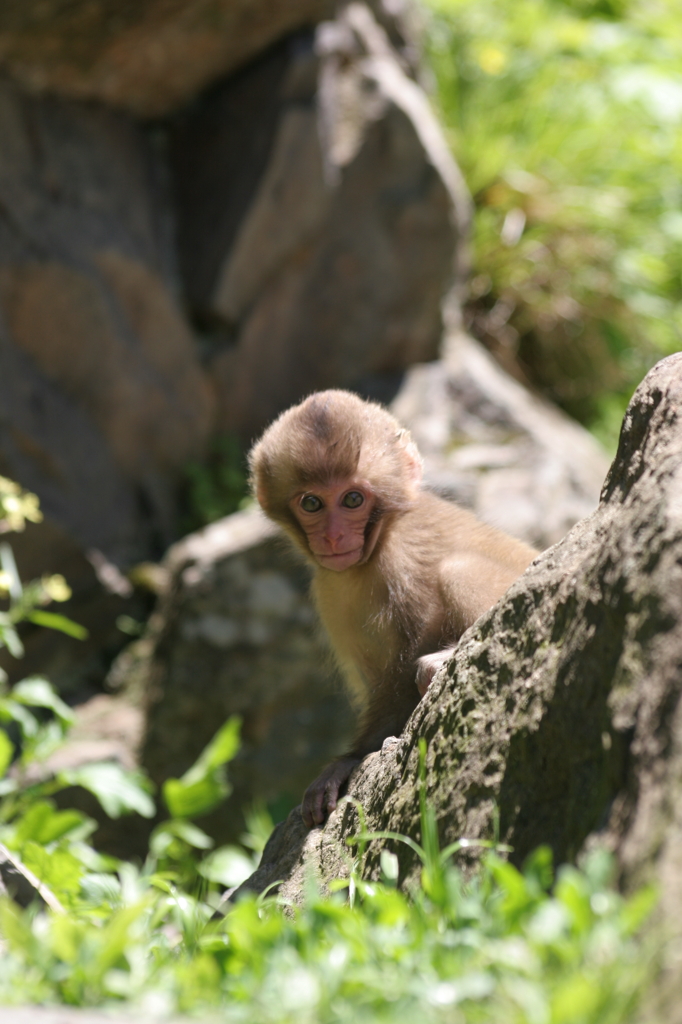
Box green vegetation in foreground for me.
[0,479,659,1021]
[0,735,657,1023]
[425,0,682,446]
[181,433,251,532]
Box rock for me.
[173,2,470,443]
[231,349,682,992]
[138,509,355,845]
[393,330,610,549]
[0,0,334,118]
[0,1,422,120]
[0,80,214,563]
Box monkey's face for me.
[289,480,376,571]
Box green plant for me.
[182,434,251,530]
[0,731,660,1021]
[426,0,682,447]
[0,480,661,1021]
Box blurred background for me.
[0,0,678,856]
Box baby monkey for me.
[249,390,537,827]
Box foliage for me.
[0,737,658,1021]
[0,479,88,674]
[0,482,661,1019]
[425,0,682,445]
[182,433,251,530]
[0,477,42,535]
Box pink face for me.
[289,480,375,571]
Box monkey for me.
[248,390,538,827]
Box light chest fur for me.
[311,563,400,705]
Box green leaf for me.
[160,819,214,849]
[14,800,86,845]
[0,618,24,659]
[61,762,156,819]
[0,543,22,602]
[80,872,122,907]
[0,728,13,777]
[181,716,241,784]
[0,699,39,737]
[163,773,230,819]
[12,677,75,725]
[27,610,88,640]
[198,846,255,886]
[21,840,83,899]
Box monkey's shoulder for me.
[396,490,484,547]
[397,490,537,571]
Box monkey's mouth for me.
[314,547,364,569]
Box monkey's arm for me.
[415,553,529,696]
[302,755,363,827]
[302,675,419,827]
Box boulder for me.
[0,80,214,564]
[173,2,470,443]
[0,0,333,118]
[0,1,421,120]
[232,350,682,1012]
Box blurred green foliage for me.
[0,476,42,535]
[0,727,658,1021]
[425,0,682,446]
[182,434,251,531]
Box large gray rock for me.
[0,81,213,565]
[232,351,682,1017]
[174,2,470,443]
[0,0,334,118]
[0,1,420,119]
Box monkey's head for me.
[248,390,423,571]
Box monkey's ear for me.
[403,439,423,490]
[255,481,268,508]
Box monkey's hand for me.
[415,648,454,697]
[302,755,361,828]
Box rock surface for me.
[231,350,682,995]
[394,330,609,549]
[0,1,421,120]
[0,0,333,118]
[179,3,470,443]
[0,80,213,566]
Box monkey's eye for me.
[300,494,323,513]
[342,491,364,509]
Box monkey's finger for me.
[301,801,314,828]
[301,786,321,828]
[326,780,341,814]
[312,787,328,825]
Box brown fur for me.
[249,389,538,824]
